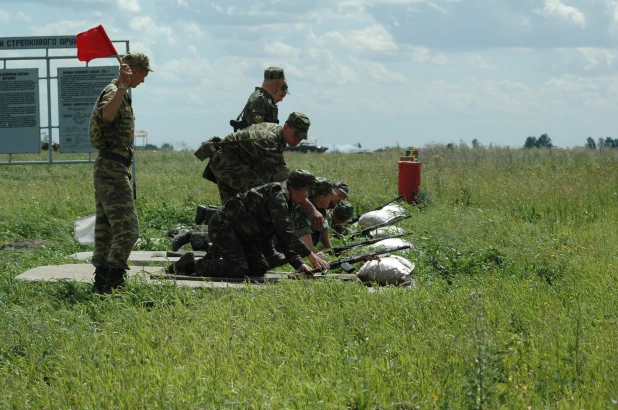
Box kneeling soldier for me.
[167,170,330,277]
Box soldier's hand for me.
[298,264,314,274]
[309,208,325,231]
[119,64,132,86]
[307,252,329,272]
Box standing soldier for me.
[230,67,287,131]
[89,51,153,293]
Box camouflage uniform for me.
[241,87,278,126]
[239,67,285,127]
[292,177,336,246]
[89,79,139,271]
[207,123,290,203]
[195,181,311,277]
[330,200,354,237]
[204,111,310,204]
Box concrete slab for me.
[69,251,178,267]
[14,264,253,289]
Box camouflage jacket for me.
[293,199,328,246]
[209,123,290,187]
[88,79,134,159]
[220,182,310,269]
[241,87,278,126]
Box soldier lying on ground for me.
[166,170,330,277]
[330,200,355,238]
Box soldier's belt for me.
[98,150,132,167]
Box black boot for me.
[195,205,207,225]
[171,229,192,251]
[167,253,196,274]
[103,268,126,293]
[93,267,109,293]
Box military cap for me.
[335,181,350,197]
[287,169,316,189]
[122,51,154,72]
[333,200,354,221]
[264,66,285,80]
[286,112,310,140]
[312,177,337,197]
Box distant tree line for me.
[585,137,618,150]
[141,143,175,151]
[524,133,553,149]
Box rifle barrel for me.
[346,194,405,225]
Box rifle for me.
[321,244,411,273]
[332,232,412,255]
[229,119,246,132]
[348,214,412,239]
[346,194,405,225]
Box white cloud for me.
[183,22,203,38]
[577,47,614,70]
[312,24,398,52]
[534,0,586,28]
[118,0,141,13]
[129,16,175,45]
[0,10,10,22]
[263,41,300,58]
[30,20,93,36]
[469,54,497,70]
[16,12,31,23]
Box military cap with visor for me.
[264,66,285,80]
[122,51,154,72]
[335,181,350,197]
[312,177,337,197]
[287,169,316,189]
[286,111,310,140]
[333,200,354,221]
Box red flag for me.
[76,25,118,62]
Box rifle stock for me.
[346,194,405,225]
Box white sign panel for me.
[0,69,40,154]
[57,66,119,153]
[0,36,77,50]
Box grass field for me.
[1,145,617,408]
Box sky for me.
[1,0,617,151]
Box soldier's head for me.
[273,80,289,104]
[122,51,153,87]
[330,181,350,208]
[283,112,310,147]
[286,169,316,204]
[333,200,354,225]
[311,177,337,209]
[262,66,286,99]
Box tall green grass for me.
[0,146,617,408]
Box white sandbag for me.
[358,209,393,229]
[371,226,405,239]
[357,255,417,286]
[74,214,96,245]
[369,238,414,251]
[381,203,405,217]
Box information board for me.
[0,69,40,154]
[57,66,119,153]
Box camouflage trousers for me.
[193,212,268,278]
[92,158,139,271]
[189,231,210,251]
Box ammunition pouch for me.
[194,136,222,161]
